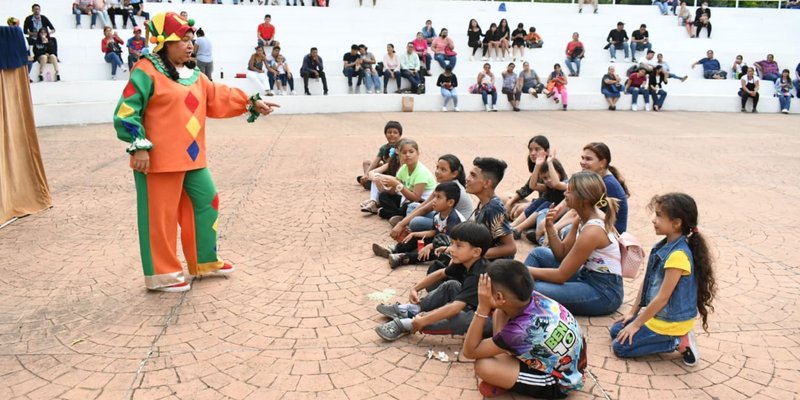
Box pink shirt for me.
[431,36,455,55]
[412,39,428,55]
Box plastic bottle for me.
[220,67,224,79]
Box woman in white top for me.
[383,43,401,93]
[525,170,624,316]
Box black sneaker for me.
[372,243,394,258]
[679,331,700,366]
[376,302,403,319]
[375,318,409,341]
[388,254,408,269]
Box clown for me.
[113,12,278,292]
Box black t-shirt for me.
[631,30,649,42]
[484,29,500,43]
[437,73,458,88]
[467,28,483,45]
[342,52,359,66]
[607,29,629,44]
[511,28,527,46]
[444,258,489,309]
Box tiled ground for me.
[1,111,799,400]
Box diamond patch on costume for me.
[122,120,140,138]
[211,194,219,211]
[185,92,199,113]
[123,81,136,98]
[117,102,135,119]
[187,141,200,161]
[212,219,218,232]
[186,116,200,138]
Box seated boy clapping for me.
[374,222,492,341]
[462,260,586,399]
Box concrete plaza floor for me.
[1,110,798,400]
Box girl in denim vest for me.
[611,193,717,366]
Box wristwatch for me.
[395,184,404,193]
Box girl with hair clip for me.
[611,193,716,366]
[389,154,473,238]
[525,171,624,316]
[505,135,550,217]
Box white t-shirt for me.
[195,36,213,63]
[741,75,759,86]
[579,219,621,275]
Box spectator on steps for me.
[545,63,568,111]
[511,23,526,62]
[579,0,598,14]
[630,24,652,63]
[467,19,483,61]
[300,47,329,95]
[101,26,126,79]
[694,2,711,38]
[638,50,658,72]
[649,65,668,111]
[94,0,113,29]
[431,28,457,70]
[257,14,279,49]
[73,0,98,29]
[655,0,670,15]
[564,32,584,77]
[731,54,748,80]
[754,54,780,82]
[601,66,622,111]
[524,26,543,49]
[421,20,436,45]
[677,1,694,37]
[501,63,522,112]
[437,66,459,112]
[794,62,800,97]
[400,42,424,94]
[107,0,131,29]
[247,46,271,96]
[775,69,792,114]
[194,27,213,80]
[496,19,511,61]
[128,0,149,27]
[383,43,402,94]
[272,55,296,95]
[625,67,650,111]
[477,63,498,112]
[24,4,56,45]
[691,49,726,79]
[412,32,432,73]
[32,27,59,82]
[606,22,630,63]
[358,44,382,94]
[264,46,281,96]
[739,68,759,113]
[657,53,688,82]
[482,23,500,61]
[518,61,544,97]
[343,44,364,93]
[126,26,147,70]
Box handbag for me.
[444,47,457,57]
[375,61,384,75]
[616,232,645,279]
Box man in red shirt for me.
[257,14,279,48]
[624,67,650,111]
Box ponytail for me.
[439,154,466,186]
[687,231,716,332]
[602,196,619,233]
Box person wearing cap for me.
[605,22,629,63]
[112,12,279,293]
[629,24,652,63]
[127,26,147,70]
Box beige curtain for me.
[0,66,52,224]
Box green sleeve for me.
[113,68,154,144]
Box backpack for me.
[616,231,645,278]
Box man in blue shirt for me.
[691,49,726,79]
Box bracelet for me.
[126,137,153,155]
[474,312,489,319]
[246,93,262,123]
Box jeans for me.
[609,42,629,59]
[383,70,401,91]
[400,69,421,91]
[668,73,682,80]
[104,52,123,75]
[794,80,800,97]
[627,87,650,104]
[656,1,669,14]
[778,93,791,110]
[441,87,458,107]
[197,60,214,81]
[401,280,490,336]
[651,89,667,108]
[108,7,131,28]
[630,42,652,59]
[434,54,457,70]
[343,67,363,87]
[277,74,295,91]
[564,56,581,75]
[362,71,381,91]
[74,7,98,26]
[610,320,679,358]
[481,89,497,105]
[417,53,431,70]
[602,88,621,98]
[127,54,140,70]
[761,72,779,82]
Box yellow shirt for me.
[644,251,695,336]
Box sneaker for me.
[388,254,408,269]
[512,229,521,240]
[388,215,403,227]
[752,109,758,113]
[376,302,403,319]
[375,318,409,341]
[372,243,394,258]
[150,281,191,293]
[678,331,700,366]
[631,58,637,63]
[442,106,448,112]
[266,90,274,96]
[490,105,498,112]
[38,75,43,82]
[624,58,631,63]
[485,104,491,112]
[594,8,598,13]
[741,107,746,112]
[481,56,488,61]
[291,90,297,95]
[478,381,508,398]
[111,75,118,80]
[578,8,583,13]
[524,229,538,243]
[681,75,688,82]
[305,90,311,95]
[645,103,651,111]
[454,107,460,112]
[56,74,61,81]
[610,58,616,63]
[631,104,638,111]
[782,109,789,114]
[366,90,373,94]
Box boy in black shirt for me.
[606,22,629,62]
[342,44,363,92]
[630,24,652,63]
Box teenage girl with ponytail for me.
[611,193,716,367]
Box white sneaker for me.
[454,107,460,112]
[366,90,373,94]
[469,56,474,61]
[111,75,117,80]
[485,104,491,112]
[610,58,616,63]
[291,90,296,95]
[782,109,789,114]
[631,104,638,111]
[624,58,631,63]
[442,106,448,112]
[277,90,284,96]
[645,103,651,111]
[481,56,488,61]
[500,57,505,61]
[490,105,497,112]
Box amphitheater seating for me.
[7,0,798,126]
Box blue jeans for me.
[778,94,791,110]
[343,67,363,87]
[630,42,652,59]
[267,70,276,90]
[74,8,98,26]
[481,89,497,105]
[627,87,650,104]
[441,87,458,107]
[651,89,667,108]
[609,42,629,59]
[400,70,422,90]
[610,320,679,358]
[383,70,401,91]
[668,73,682,80]
[104,52,123,75]
[656,1,669,14]
[434,54,457,70]
[602,88,621,98]
[529,259,624,316]
[406,203,435,232]
[564,56,581,75]
[362,71,381,91]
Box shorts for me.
[512,360,566,399]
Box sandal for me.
[374,318,409,341]
[360,200,378,214]
[376,302,403,319]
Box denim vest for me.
[639,236,698,322]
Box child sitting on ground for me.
[359,121,402,211]
[375,138,437,220]
[462,259,585,399]
[510,154,568,242]
[611,193,716,366]
[374,222,492,341]
[372,181,465,269]
[465,157,516,260]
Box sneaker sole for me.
[374,324,407,342]
[150,283,191,293]
[372,243,391,258]
[682,331,700,366]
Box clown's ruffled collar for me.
[144,53,200,85]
